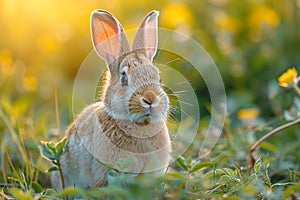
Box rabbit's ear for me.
[91,10,130,67]
[132,11,159,61]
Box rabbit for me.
[51,9,171,192]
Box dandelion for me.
[278,68,298,88]
[237,108,259,120]
[278,68,300,96]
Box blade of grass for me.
[0,108,33,188]
[54,89,61,139]
[0,108,28,162]
[5,152,24,189]
[1,138,8,184]
[16,122,33,188]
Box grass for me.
[0,84,300,199]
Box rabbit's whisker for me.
[177,100,195,107]
[163,58,181,66]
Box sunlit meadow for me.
[1,0,300,199]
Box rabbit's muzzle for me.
[129,84,168,124]
[141,90,159,106]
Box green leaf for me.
[223,168,235,178]
[283,183,300,199]
[40,139,67,160]
[54,150,65,159]
[217,175,231,185]
[254,157,262,174]
[40,143,56,160]
[264,156,275,166]
[94,157,115,169]
[8,188,32,200]
[42,188,58,196]
[47,166,58,172]
[31,182,43,193]
[260,142,278,153]
[61,187,87,199]
[176,156,189,171]
[61,187,80,196]
[56,137,67,153]
[46,141,57,153]
[167,171,188,179]
[191,161,213,172]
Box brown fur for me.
[51,10,171,192]
[51,102,170,191]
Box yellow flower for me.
[237,108,259,120]
[0,49,13,66]
[248,5,280,29]
[214,12,239,33]
[161,3,194,28]
[277,68,298,88]
[0,49,14,75]
[248,5,280,41]
[23,75,38,91]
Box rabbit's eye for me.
[121,72,128,86]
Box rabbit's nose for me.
[142,98,152,105]
[141,91,158,107]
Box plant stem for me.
[292,85,300,97]
[57,159,65,189]
[185,171,190,192]
[246,117,300,175]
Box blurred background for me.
[1,0,300,192]
[1,0,300,150]
[1,0,300,118]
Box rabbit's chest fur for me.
[54,102,171,189]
